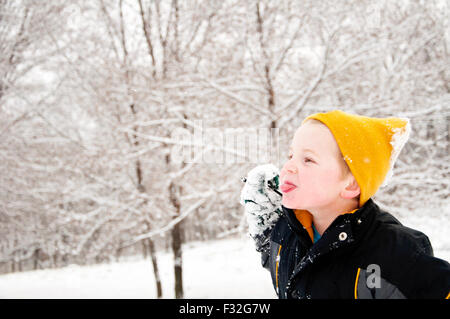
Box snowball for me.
[240,164,282,238]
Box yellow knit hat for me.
[302,110,411,207]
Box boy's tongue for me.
[280,183,296,193]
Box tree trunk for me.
[147,238,163,298]
[171,221,183,298]
[115,246,123,262]
[169,179,184,298]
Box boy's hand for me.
[240,164,282,252]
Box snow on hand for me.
[240,164,282,238]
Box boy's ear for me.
[341,177,361,200]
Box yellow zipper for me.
[354,268,361,299]
[275,245,282,292]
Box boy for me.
[240,110,450,299]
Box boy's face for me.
[280,121,348,210]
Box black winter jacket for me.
[260,198,450,299]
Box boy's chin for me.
[282,199,302,210]
[282,197,313,211]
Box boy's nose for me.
[284,164,297,174]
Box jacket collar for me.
[283,199,379,288]
[282,198,377,243]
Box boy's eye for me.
[288,154,314,163]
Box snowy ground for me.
[0,206,448,299]
[0,236,276,299]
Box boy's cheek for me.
[322,167,341,183]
